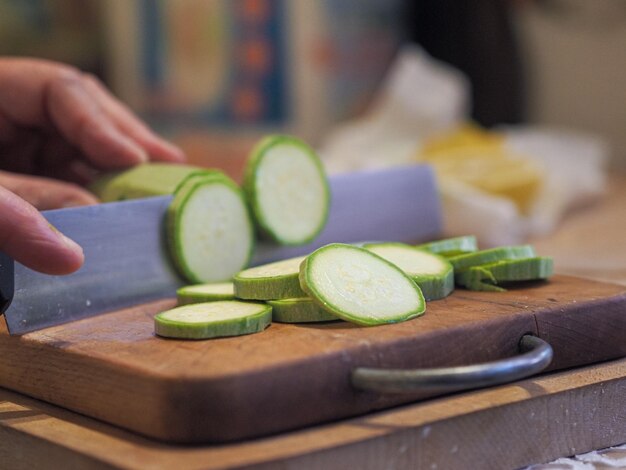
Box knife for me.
[0,164,441,335]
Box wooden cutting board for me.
[0,275,624,444]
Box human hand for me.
[0,58,186,274]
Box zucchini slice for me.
[416,235,478,257]
[177,282,236,305]
[449,245,536,272]
[243,135,330,245]
[172,169,221,194]
[233,256,307,300]
[90,163,205,202]
[363,242,454,301]
[267,298,339,323]
[456,257,554,292]
[154,301,271,339]
[167,173,254,283]
[299,244,425,326]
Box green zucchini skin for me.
[242,134,330,246]
[412,271,455,301]
[299,244,426,326]
[233,257,307,300]
[363,242,454,301]
[449,245,536,272]
[456,257,554,292]
[172,169,222,194]
[416,235,478,257]
[166,172,255,284]
[154,301,272,340]
[234,274,306,300]
[267,298,339,323]
[176,282,236,305]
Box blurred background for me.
[1,0,624,245]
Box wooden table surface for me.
[530,174,626,286]
[1,174,625,469]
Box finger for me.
[0,59,147,169]
[45,72,150,169]
[82,75,186,163]
[0,171,99,210]
[0,185,83,275]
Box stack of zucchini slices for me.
[157,234,553,340]
[90,134,553,340]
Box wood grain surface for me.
[0,275,624,443]
[1,358,625,470]
[531,174,626,286]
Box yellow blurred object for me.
[420,123,504,157]
[417,124,544,214]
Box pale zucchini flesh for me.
[299,244,425,326]
[456,257,554,292]
[416,235,478,257]
[177,282,236,305]
[267,298,339,323]
[167,174,254,284]
[364,242,454,301]
[233,256,307,300]
[154,301,271,339]
[243,135,330,245]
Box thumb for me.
[0,185,84,275]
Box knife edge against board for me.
[0,164,441,335]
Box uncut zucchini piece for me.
[167,173,254,283]
[177,282,236,305]
[233,256,307,300]
[456,257,554,292]
[267,298,339,323]
[449,245,536,272]
[154,301,271,339]
[416,235,478,257]
[90,163,209,202]
[299,244,425,326]
[243,135,330,245]
[363,242,454,301]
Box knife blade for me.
[1,164,440,335]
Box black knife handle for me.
[0,252,14,314]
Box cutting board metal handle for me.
[351,335,553,394]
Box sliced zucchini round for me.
[172,169,220,194]
[299,244,425,326]
[177,282,236,305]
[267,297,339,323]
[243,135,330,245]
[167,173,254,283]
[90,163,204,202]
[456,257,554,292]
[416,235,478,258]
[154,300,271,339]
[449,245,536,272]
[233,256,307,300]
[363,242,454,301]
